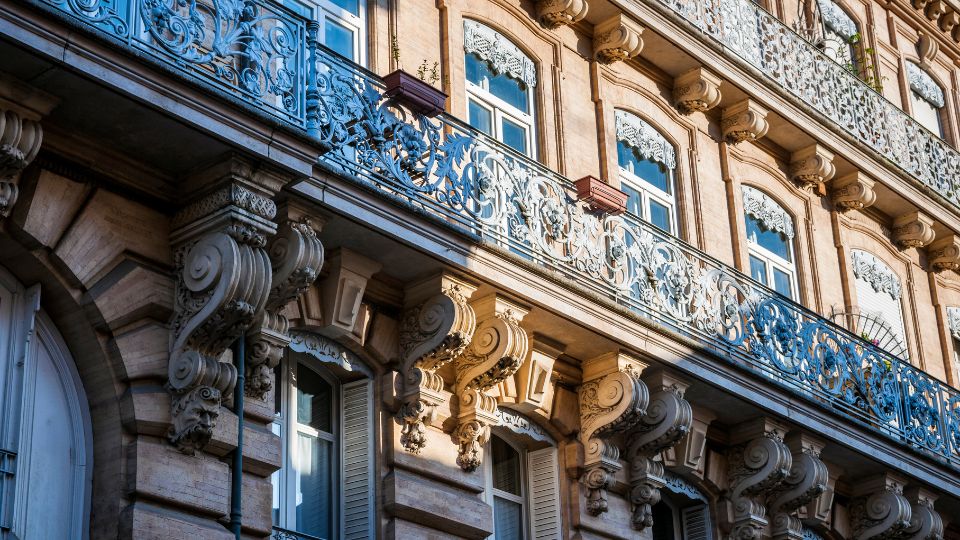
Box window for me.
[615,110,678,234]
[490,436,526,539]
[947,307,960,383]
[849,250,909,360]
[315,0,365,63]
[463,20,537,157]
[906,62,946,138]
[742,186,798,299]
[818,0,858,69]
[272,335,374,539]
[657,472,714,540]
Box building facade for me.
[1,0,960,538]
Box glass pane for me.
[465,53,491,86]
[745,214,791,261]
[773,268,794,298]
[330,0,359,16]
[617,141,671,194]
[749,255,768,286]
[296,434,334,539]
[492,436,521,495]
[493,496,523,540]
[622,183,643,218]
[469,99,493,135]
[296,364,332,432]
[271,467,281,527]
[324,18,355,61]
[501,117,528,155]
[489,72,529,113]
[651,501,675,540]
[649,199,672,232]
[823,27,854,68]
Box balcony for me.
[24,0,960,470]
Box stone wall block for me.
[240,474,274,537]
[126,439,231,518]
[383,468,493,539]
[120,502,233,540]
[87,261,175,331]
[113,322,171,381]
[10,167,88,248]
[240,422,282,477]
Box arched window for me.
[742,186,798,299]
[818,0,859,68]
[271,332,374,540]
[317,0,365,64]
[655,472,714,540]
[615,110,678,234]
[463,20,537,157]
[849,250,909,359]
[906,62,946,138]
[0,268,91,539]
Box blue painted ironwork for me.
[270,527,324,540]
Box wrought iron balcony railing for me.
[270,526,324,540]
[649,0,960,211]
[26,0,960,470]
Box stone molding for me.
[849,473,912,540]
[593,14,644,64]
[742,185,795,239]
[722,99,769,143]
[397,272,478,455]
[904,487,944,540]
[830,172,877,212]
[463,19,537,88]
[453,294,530,471]
[818,0,858,39]
[317,248,382,336]
[535,0,588,29]
[892,211,936,250]
[578,351,649,516]
[928,235,960,272]
[790,144,836,191]
[0,74,58,218]
[767,433,830,540]
[673,67,722,114]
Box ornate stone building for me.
[2,0,960,538]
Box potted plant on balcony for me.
[384,35,448,117]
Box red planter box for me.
[574,176,628,215]
[383,69,447,117]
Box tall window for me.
[849,250,909,359]
[615,110,678,234]
[316,0,365,63]
[742,186,798,299]
[489,435,526,539]
[947,307,960,383]
[906,62,946,138]
[464,20,537,157]
[818,0,858,68]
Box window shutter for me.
[341,379,374,539]
[526,446,561,540]
[681,504,712,540]
[854,277,907,359]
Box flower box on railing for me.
[383,70,447,117]
[574,175,628,214]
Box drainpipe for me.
[229,337,245,539]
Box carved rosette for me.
[168,179,278,454]
[904,488,944,540]
[536,0,588,29]
[929,236,960,272]
[578,352,649,516]
[766,434,829,540]
[893,212,936,250]
[849,474,912,540]
[790,145,835,191]
[831,172,877,212]
[453,295,529,471]
[722,100,769,144]
[397,273,477,454]
[674,67,722,114]
[593,14,644,64]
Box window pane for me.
[492,436,521,495]
[330,0,359,16]
[750,255,768,285]
[773,268,794,298]
[912,91,944,137]
[465,53,491,86]
[468,100,493,135]
[622,183,643,217]
[324,18,355,61]
[296,434,334,539]
[745,215,791,261]
[493,496,523,540]
[501,117,528,155]
[297,364,332,432]
[649,199,672,232]
[633,158,671,194]
[489,72,529,113]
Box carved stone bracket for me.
[453,294,530,471]
[0,74,58,218]
[397,272,478,455]
[722,99,769,143]
[928,235,960,273]
[790,144,836,191]
[893,211,936,250]
[766,433,829,540]
[830,171,877,212]
[593,14,644,64]
[168,160,285,454]
[498,333,565,417]
[674,67,722,114]
[661,404,715,479]
[904,487,944,540]
[850,473,912,540]
[245,202,325,399]
[720,418,793,540]
[625,370,693,531]
[536,0,588,29]
[578,351,649,516]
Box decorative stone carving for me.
[925,1,946,21]
[907,62,945,108]
[904,487,944,540]
[463,20,537,88]
[893,211,936,250]
[928,236,960,272]
[817,0,858,39]
[830,172,877,212]
[851,250,902,300]
[661,405,715,479]
[673,67,722,114]
[318,248,382,337]
[790,144,836,190]
[0,75,58,218]
[397,272,477,454]
[453,295,529,471]
[615,110,676,170]
[720,418,793,540]
[722,100,769,143]
[168,165,281,454]
[498,333,564,416]
[946,306,960,339]
[767,433,830,540]
[939,11,959,32]
[625,370,693,531]
[849,473,912,540]
[593,14,644,64]
[245,202,324,398]
[536,0,588,29]
[578,351,649,516]
[742,185,795,239]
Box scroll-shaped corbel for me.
[849,473,912,540]
[767,433,829,540]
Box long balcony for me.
[24,0,960,471]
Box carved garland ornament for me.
[742,186,796,239]
[463,20,537,88]
[906,62,945,109]
[851,250,902,300]
[615,110,677,170]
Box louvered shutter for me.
[854,278,908,359]
[526,446,561,539]
[341,379,374,539]
[681,504,711,540]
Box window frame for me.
[849,249,910,360]
[314,0,366,65]
[905,61,947,139]
[614,111,680,235]
[741,187,799,300]
[465,61,536,158]
[484,433,530,540]
[618,149,678,235]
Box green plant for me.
[416,60,440,85]
[391,34,401,66]
[844,32,887,93]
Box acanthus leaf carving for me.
[722,99,769,143]
[790,144,836,191]
[535,0,589,29]
[849,473,912,540]
[892,211,936,250]
[593,14,644,64]
[830,172,877,212]
[928,236,960,273]
[674,67,722,114]
[767,433,830,540]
